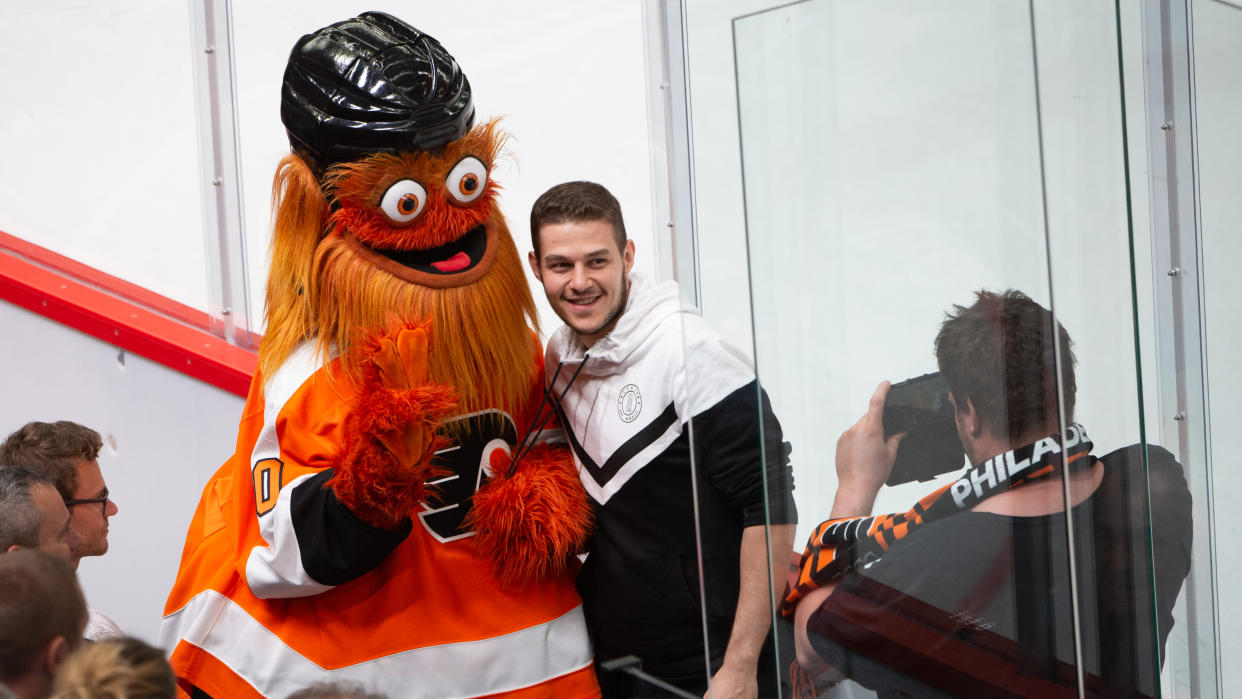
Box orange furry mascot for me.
[161,13,597,699]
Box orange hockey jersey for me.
[161,342,598,698]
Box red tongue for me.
[430,252,471,272]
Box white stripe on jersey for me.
[161,591,594,698]
[250,342,322,470]
[243,343,333,598]
[246,472,332,598]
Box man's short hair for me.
[0,467,55,551]
[0,422,102,499]
[0,548,86,681]
[529,181,627,259]
[935,289,1077,440]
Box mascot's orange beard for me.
[313,212,538,416]
[260,154,539,418]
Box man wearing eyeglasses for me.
[0,421,122,640]
[0,421,118,563]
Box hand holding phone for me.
[832,381,905,517]
[881,372,965,486]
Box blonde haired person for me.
[50,637,174,699]
[286,682,387,699]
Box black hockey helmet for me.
[281,12,475,169]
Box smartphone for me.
[882,372,965,486]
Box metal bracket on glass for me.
[599,655,699,699]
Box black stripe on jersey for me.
[558,401,679,489]
[290,469,412,586]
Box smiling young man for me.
[531,216,634,346]
[528,181,798,699]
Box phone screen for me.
[883,373,954,437]
[882,372,965,486]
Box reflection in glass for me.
[725,1,1192,696]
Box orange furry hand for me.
[468,442,593,586]
[332,322,458,530]
[369,326,436,467]
[372,325,430,390]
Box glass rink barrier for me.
[641,0,1242,697]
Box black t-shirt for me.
[806,444,1192,698]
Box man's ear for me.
[527,250,542,281]
[42,635,73,677]
[957,395,983,438]
[622,239,635,274]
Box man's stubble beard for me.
[577,271,630,343]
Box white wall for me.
[0,2,660,339]
[0,305,244,644]
[0,2,206,309]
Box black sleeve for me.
[1074,443,1192,695]
[1140,445,1194,651]
[289,469,413,586]
[694,380,797,527]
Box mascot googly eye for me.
[379,180,428,224]
[446,157,489,204]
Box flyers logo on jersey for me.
[419,409,518,542]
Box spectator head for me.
[0,467,78,561]
[528,182,636,348]
[49,636,176,699]
[0,423,117,560]
[286,682,389,699]
[935,289,1077,446]
[0,549,87,699]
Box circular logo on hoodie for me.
[618,384,642,423]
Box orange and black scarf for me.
[782,423,1094,616]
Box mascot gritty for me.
[161,13,598,699]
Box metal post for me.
[188,0,252,347]
[642,0,701,310]
[1139,0,1220,695]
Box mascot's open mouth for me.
[343,223,497,289]
[372,224,487,275]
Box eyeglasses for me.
[64,491,110,516]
